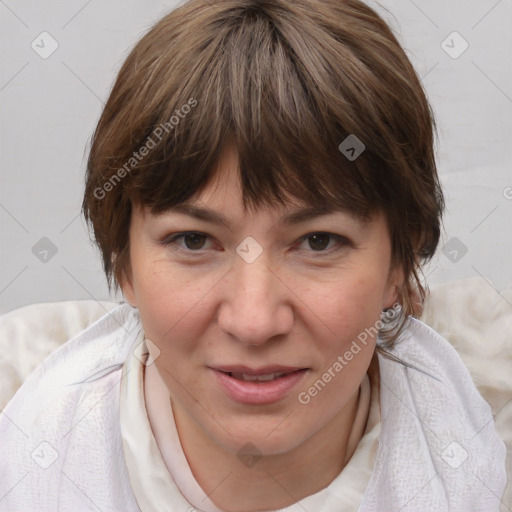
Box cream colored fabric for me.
[0,300,119,410]
[140,354,377,512]
[143,359,224,511]
[420,276,512,511]
[0,304,143,511]
[0,276,510,510]
[0,303,504,511]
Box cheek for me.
[131,257,221,357]
[293,262,386,409]
[294,273,382,419]
[312,289,379,378]
[299,263,388,339]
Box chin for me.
[207,412,310,457]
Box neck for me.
[172,381,365,512]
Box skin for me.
[122,143,402,512]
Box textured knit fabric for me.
[0,304,506,511]
[137,350,375,512]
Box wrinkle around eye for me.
[297,233,351,253]
[160,231,218,252]
[160,231,352,258]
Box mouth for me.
[210,365,309,404]
[229,371,294,382]
[214,365,306,380]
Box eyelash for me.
[160,231,351,256]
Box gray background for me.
[1,0,511,314]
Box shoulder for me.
[365,318,507,511]
[377,316,500,437]
[0,305,143,511]
[1,303,142,428]
[0,304,143,509]
[382,316,476,384]
[0,299,120,408]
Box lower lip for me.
[212,369,308,405]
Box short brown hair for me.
[82,0,444,347]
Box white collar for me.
[119,310,506,511]
[121,332,380,512]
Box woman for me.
[0,0,506,510]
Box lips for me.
[210,365,308,405]
[230,371,288,382]
[214,365,304,382]
[213,365,305,375]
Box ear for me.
[383,262,404,309]
[119,267,137,307]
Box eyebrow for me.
[166,203,365,228]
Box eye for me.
[298,232,350,253]
[160,231,350,255]
[161,231,214,251]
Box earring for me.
[380,301,402,322]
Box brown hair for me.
[82,0,444,347]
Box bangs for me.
[110,2,400,219]
[84,0,444,340]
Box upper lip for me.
[211,365,306,375]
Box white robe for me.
[0,304,506,511]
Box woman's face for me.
[122,143,400,457]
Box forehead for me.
[158,201,373,231]
[157,142,374,227]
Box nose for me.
[217,251,294,346]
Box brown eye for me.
[161,231,213,251]
[308,233,331,251]
[297,232,351,254]
[307,233,331,251]
[182,233,208,250]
